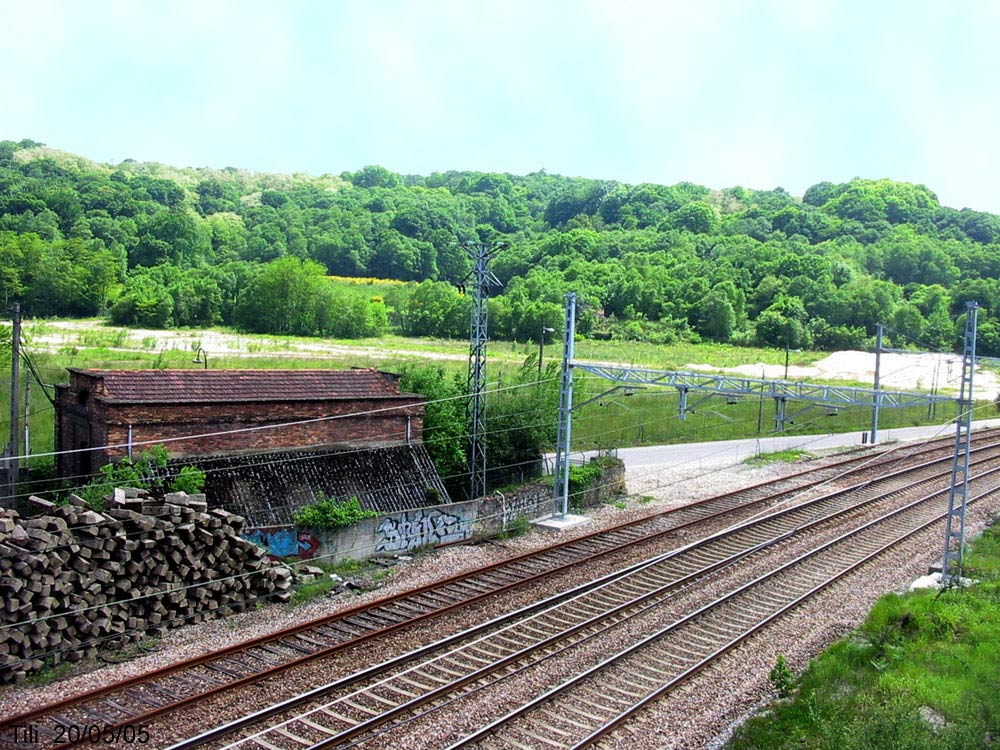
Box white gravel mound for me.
[688,349,1000,400]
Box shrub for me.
[171,465,206,494]
[497,515,531,540]
[292,494,378,530]
[77,446,170,511]
[769,654,796,698]
[74,446,206,510]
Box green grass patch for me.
[726,524,1000,750]
[569,385,961,452]
[744,449,816,467]
[573,339,824,370]
[77,327,130,348]
[23,658,79,687]
[497,515,532,539]
[327,557,364,576]
[289,577,336,606]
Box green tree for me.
[348,165,402,189]
[235,256,328,335]
[692,290,736,341]
[399,281,469,338]
[110,273,173,327]
[397,364,467,496]
[755,296,811,348]
[668,202,719,234]
[27,238,120,316]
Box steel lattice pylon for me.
[463,241,504,501]
[941,301,979,583]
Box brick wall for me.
[56,389,423,479]
[103,399,424,458]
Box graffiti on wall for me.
[375,509,471,553]
[244,527,320,559]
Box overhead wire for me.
[0,368,969,508]
[2,394,567,503]
[1,349,990,667]
[7,360,977,545]
[0,373,563,487]
[6,409,998,671]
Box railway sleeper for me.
[516,723,572,747]
[356,689,399,708]
[271,726,312,747]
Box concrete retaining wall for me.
[245,457,627,562]
[244,483,552,563]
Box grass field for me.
[3,318,966,483]
[20,318,823,370]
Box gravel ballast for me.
[4,448,995,750]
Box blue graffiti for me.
[244,527,318,558]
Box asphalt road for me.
[553,418,1000,474]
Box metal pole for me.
[552,293,576,518]
[537,326,554,379]
[756,367,764,433]
[773,397,787,432]
[7,303,20,496]
[941,301,978,583]
[784,346,790,380]
[870,323,883,444]
[22,377,29,464]
[538,325,544,379]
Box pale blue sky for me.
[4,0,1000,211]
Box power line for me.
[1,374,561,465]
[5,414,992,667]
[1,382,563,502]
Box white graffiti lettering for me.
[375,509,470,553]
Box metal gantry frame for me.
[549,294,966,518]
[572,364,954,413]
[463,241,505,501]
[941,301,979,583]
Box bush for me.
[74,446,206,510]
[769,654,796,698]
[171,465,206,494]
[292,494,378,530]
[77,446,169,511]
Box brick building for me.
[54,368,426,480]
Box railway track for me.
[1,429,994,749]
[171,443,1000,750]
[453,484,1000,750]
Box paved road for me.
[553,418,1000,474]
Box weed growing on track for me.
[744,449,816,467]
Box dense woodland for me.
[3,138,1000,353]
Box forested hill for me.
[3,138,1000,354]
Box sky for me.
[3,0,1000,212]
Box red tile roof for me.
[67,369,420,404]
